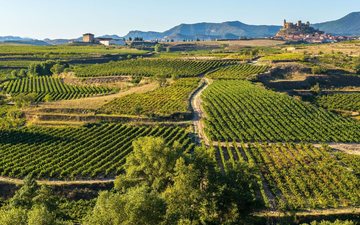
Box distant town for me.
[273,20,355,43]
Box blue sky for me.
[1,0,359,39]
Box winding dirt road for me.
[190,78,211,145]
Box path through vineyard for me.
[191,78,210,144]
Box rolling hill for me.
[313,12,360,36]
[125,21,281,41]
[1,12,359,44]
[125,12,360,40]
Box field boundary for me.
[0,176,114,186]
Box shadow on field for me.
[0,130,68,145]
[260,74,360,92]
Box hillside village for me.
[275,20,352,43]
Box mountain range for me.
[125,12,360,41]
[0,12,359,45]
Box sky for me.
[0,0,359,39]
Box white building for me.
[97,38,125,46]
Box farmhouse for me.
[83,33,95,43]
[81,33,125,46]
[97,38,125,46]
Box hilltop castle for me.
[276,20,323,38]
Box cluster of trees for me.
[0,175,70,225]
[28,60,69,76]
[12,93,37,108]
[0,107,26,129]
[84,137,258,224]
[11,69,27,78]
[0,95,26,129]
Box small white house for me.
[97,38,125,46]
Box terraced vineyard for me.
[1,76,114,102]
[260,53,307,62]
[316,93,360,112]
[0,124,194,180]
[214,143,360,210]
[207,64,269,80]
[99,78,200,117]
[74,59,236,77]
[202,80,360,142]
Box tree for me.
[43,94,53,102]
[88,137,257,224]
[0,208,27,225]
[0,108,26,129]
[154,73,168,87]
[163,157,204,223]
[18,69,27,78]
[115,137,182,192]
[28,60,61,76]
[11,70,18,78]
[32,186,58,212]
[10,174,39,209]
[13,93,37,108]
[50,64,66,75]
[27,205,56,225]
[311,66,325,75]
[84,186,166,225]
[154,44,163,53]
[163,148,256,224]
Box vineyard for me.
[316,93,360,112]
[0,124,194,180]
[260,53,307,62]
[74,59,236,77]
[207,64,269,80]
[1,76,114,102]
[214,143,360,210]
[202,80,360,142]
[99,78,200,117]
[0,45,145,57]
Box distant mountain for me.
[0,36,50,46]
[43,38,72,45]
[313,12,360,36]
[98,34,123,39]
[125,21,281,41]
[1,12,359,45]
